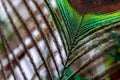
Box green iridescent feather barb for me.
[0,0,120,79]
[53,0,120,79]
[56,0,120,55]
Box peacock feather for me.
[0,0,120,80]
[54,0,120,79]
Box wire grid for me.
[0,0,120,80]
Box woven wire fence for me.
[0,0,120,80]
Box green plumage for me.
[63,67,89,80]
[56,0,120,38]
[55,0,120,79]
